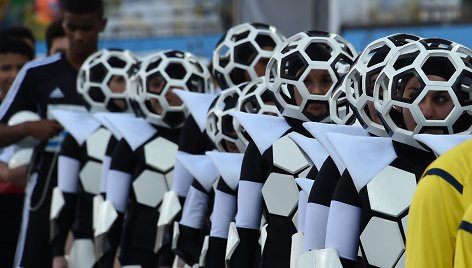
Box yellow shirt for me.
[406,138,472,268]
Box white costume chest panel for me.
[133,136,178,207]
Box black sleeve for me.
[59,134,81,159]
[178,115,214,154]
[105,136,118,157]
[308,157,340,206]
[330,171,361,268]
[239,141,266,184]
[51,192,77,256]
[51,135,81,256]
[231,141,266,268]
[109,139,135,174]
[205,236,227,268]
[96,140,134,267]
[175,180,210,265]
[0,66,36,123]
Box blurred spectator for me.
[0,35,34,268]
[0,26,36,57]
[45,19,68,56]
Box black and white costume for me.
[95,50,212,268]
[320,38,472,267]
[49,109,110,267]
[204,152,244,268]
[157,90,217,259]
[230,112,312,268]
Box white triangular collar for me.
[103,113,157,151]
[93,112,134,140]
[295,177,315,194]
[206,151,244,191]
[49,109,100,145]
[303,122,367,174]
[414,134,472,156]
[174,90,218,132]
[327,133,397,192]
[231,112,290,154]
[288,132,328,170]
[176,153,219,192]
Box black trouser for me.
[18,152,58,268]
[0,193,24,268]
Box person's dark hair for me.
[0,26,35,49]
[0,36,35,61]
[63,0,104,17]
[45,19,65,55]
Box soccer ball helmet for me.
[344,33,420,136]
[266,31,358,123]
[129,50,213,128]
[77,48,139,112]
[373,38,472,149]
[212,22,286,89]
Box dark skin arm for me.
[0,120,63,147]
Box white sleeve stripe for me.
[325,200,362,260]
[235,180,263,229]
[297,190,309,232]
[179,186,208,229]
[57,155,80,193]
[106,169,132,213]
[171,151,194,197]
[100,155,111,193]
[0,54,61,120]
[210,190,236,238]
[303,203,329,251]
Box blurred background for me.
[1,0,472,58]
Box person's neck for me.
[66,50,96,70]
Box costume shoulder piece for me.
[326,133,397,192]
[231,111,290,154]
[288,132,328,170]
[303,122,367,174]
[414,134,472,157]
[50,108,100,145]
[103,113,157,150]
[206,151,244,191]
[176,153,219,192]
[93,112,132,140]
[295,177,315,195]
[174,90,218,132]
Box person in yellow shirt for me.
[406,138,472,268]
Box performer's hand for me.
[53,256,68,268]
[23,119,62,141]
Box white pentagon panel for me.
[360,216,405,268]
[261,173,299,217]
[144,137,178,172]
[367,166,417,217]
[133,170,168,207]
[69,239,96,268]
[273,136,310,175]
[79,161,102,195]
[86,128,112,161]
